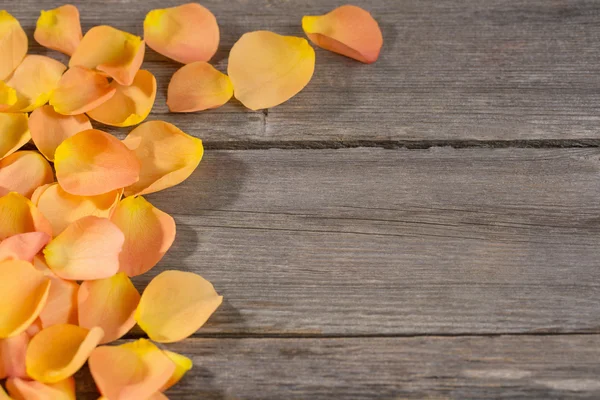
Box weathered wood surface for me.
[7,0,600,143]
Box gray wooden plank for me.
[4,0,600,142]
[75,335,600,399]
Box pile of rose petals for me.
[0,2,382,398]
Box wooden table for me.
[7,0,600,398]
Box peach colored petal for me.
[167,62,233,112]
[34,5,82,56]
[228,31,315,110]
[0,113,30,160]
[69,25,145,86]
[0,232,50,263]
[89,339,175,400]
[0,260,51,338]
[122,121,203,196]
[302,5,383,64]
[0,332,29,379]
[144,3,219,64]
[135,270,223,343]
[78,273,140,344]
[26,324,103,383]
[87,69,156,127]
[110,196,175,277]
[0,152,54,198]
[0,384,11,400]
[49,67,116,116]
[161,350,192,391]
[0,192,52,240]
[148,393,169,400]
[33,183,121,236]
[0,11,27,81]
[34,257,79,328]
[25,319,43,338]
[55,129,141,196]
[44,216,124,281]
[6,377,75,400]
[29,105,92,161]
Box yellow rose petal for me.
[161,350,192,391]
[0,151,54,198]
[35,4,82,56]
[50,67,116,116]
[0,192,52,240]
[167,62,233,112]
[6,377,75,400]
[0,11,27,81]
[0,113,30,161]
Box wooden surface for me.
[4,0,600,398]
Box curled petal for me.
[50,67,116,116]
[135,270,223,343]
[144,3,219,64]
[110,196,175,277]
[78,273,140,344]
[0,232,50,263]
[0,152,54,198]
[55,129,141,196]
[228,31,315,110]
[167,62,233,112]
[0,113,30,160]
[0,192,52,240]
[0,332,29,379]
[33,256,79,328]
[0,260,51,338]
[33,183,121,236]
[29,105,92,161]
[0,11,27,80]
[69,25,145,86]
[161,350,192,391]
[26,324,103,383]
[87,69,156,127]
[44,216,124,281]
[302,5,383,64]
[7,377,75,400]
[89,339,175,400]
[34,4,82,56]
[123,121,203,196]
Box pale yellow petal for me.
[0,11,27,80]
[0,113,30,160]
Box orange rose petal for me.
[161,350,192,391]
[0,152,54,198]
[0,11,27,81]
[0,332,29,379]
[148,393,169,400]
[135,271,223,343]
[144,3,219,64]
[6,377,75,400]
[89,339,175,400]
[0,192,52,240]
[0,113,30,160]
[49,67,116,116]
[87,69,156,127]
[69,25,145,86]
[33,183,121,236]
[26,324,103,383]
[110,196,175,277]
[0,81,17,109]
[167,62,233,112]
[33,256,79,328]
[0,260,51,339]
[34,4,82,56]
[0,386,10,400]
[228,31,315,110]
[29,105,92,161]
[0,232,50,263]
[55,129,141,196]
[302,5,383,64]
[44,216,124,281]
[78,273,140,344]
[122,121,203,196]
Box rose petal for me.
[78,273,140,344]
[44,216,124,281]
[0,385,10,400]
[87,69,156,127]
[0,152,54,198]
[228,31,315,110]
[122,121,202,196]
[0,232,50,263]
[25,319,43,338]
[49,67,116,116]
[0,11,27,81]
[55,129,141,196]
[33,256,79,328]
[34,4,82,56]
[6,377,75,400]
[167,62,233,112]
[0,332,29,379]
[0,260,51,339]
[29,105,92,161]
[135,270,223,343]
[33,183,121,236]
[0,192,52,240]
[161,350,192,391]
[0,81,17,108]
[148,393,169,400]
[302,5,383,64]
[110,196,175,277]
[69,25,145,86]
[26,324,103,383]
[89,339,175,400]
[0,113,30,160]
